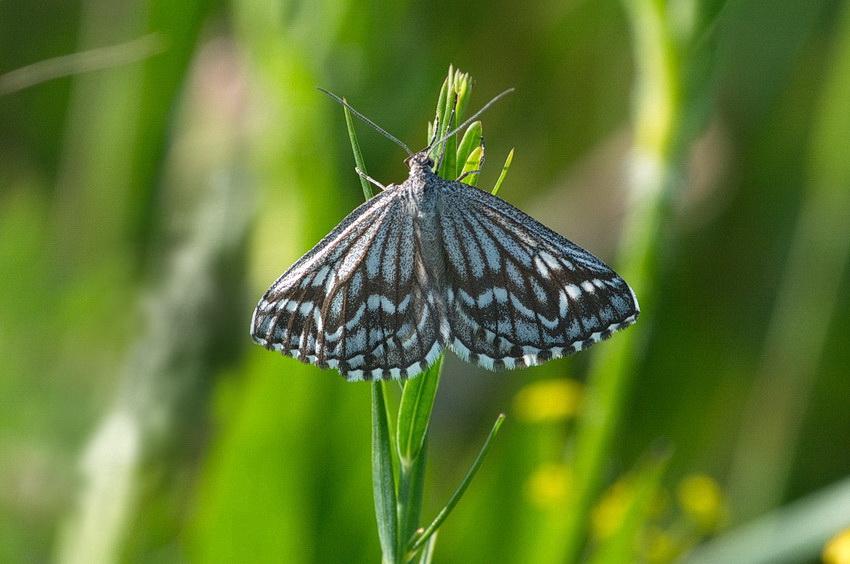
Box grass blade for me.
[491,148,514,195]
[409,413,507,553]
[396,358,442,464]
[372,382,399,563]
[342,103,374,200]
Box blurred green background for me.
[2,0,850,562]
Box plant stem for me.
[557,0,703,559]
[367,67,488,563]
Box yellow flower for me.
[513,379,583,423]
[824,527,850,564]
[524,463,571,509]
[677,474,726,531]
[592,479,632,540]
[644,526,680,563]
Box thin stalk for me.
[372,382,399,563]
[364,67,490,563]
[726,0,850,519]
[408,414,507,554]
[397,439,428,557]
[558,0,706,559]
[343,103,376,200]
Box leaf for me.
[457,121,484,185]
[372,382,398,563]
[396,357,443,464]
[342,103,373,201]
[409,413,507,553]
[491,148,514,195]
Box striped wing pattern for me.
[251,189,447,381]
[252,153,639,381]
[439,183,638,370]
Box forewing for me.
[439,183,639,370]
[251,189,445,381]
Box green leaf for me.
[433,67,474,180]
[342,103,374,200]
[452,66,472,133]
[491,148,514,195]
[396,357,443,464]
[395,359,443,558]
[459,146,484,187]
[456,120,483,161]
[432,71,451,145]
[397,435,428,557]
[416,532,438,564]
[436,94,458,179]
[372,382,398,563]
[409,413,507,553]
[457,121,484,185]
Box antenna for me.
[317,88,414,157]
[428,88,514,150]
[318,86,515,157]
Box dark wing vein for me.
[439,181,639,370]
[251,187,446,381]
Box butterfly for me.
[251,92,639,381]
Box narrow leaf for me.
[397,357,443,464]
[491,148,514,196]
[409,413,507,553]
[459,146,484,187]
[372,382,398,563]
[431,71,451,146]
[452,67,472,130]
[437,92,459,179]
[342,104,373,200]
[416,531,439,564]
[456,121,484,174]
[397,436,429,556]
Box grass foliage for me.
[2,0,850,562]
